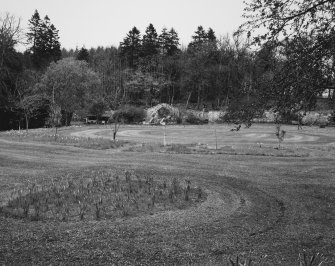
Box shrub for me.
[280,111,299,123]
[112,105,145,124]
[183,113,208,125]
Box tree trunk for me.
[54,126,58,141]
[196,85,201,110]
[186,92,192,109]
[25,115,29,132]
[171,85,175,106]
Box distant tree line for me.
[1,1,335,130]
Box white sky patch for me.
[2,0,245,51]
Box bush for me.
[280,111,299,123]
[183,113,208,124]
[302,111,330,126]
[112,105,145,124]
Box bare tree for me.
[109,113,123,142]
[9,70,44,132]
[0,13,24,71]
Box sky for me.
[2,0,246,51]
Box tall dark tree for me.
[45,17,61,62]
[188,26,217,52]
[206,28,216,42]
[76,46,90,62]
[191,26,207,44]
[26,10,41,53]
[120,27,142,68]
[141,23,159,57]
[159,27,180,56]
[26,10,61,69]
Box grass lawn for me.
[0,124,335,265]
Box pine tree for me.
[192,26,207,44]
[159,27,180,56]
[167,28,180,56]
[120,26,142,68]
[206,28,216,42]
[141,23,159,57]
[26,10,61,69]
[188,26,217,52]
[27,10,41,52]
[47,23,61,62]
[159,27,169,55]
[76,46,90,62]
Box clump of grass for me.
[227,255,253,266]
[299,252,325,266]
[2,170,206,222]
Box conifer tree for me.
[166,28,180,56]
[27,10,41,52]
[26,10,61,69]
[47,22,61,62]
[191,26,207,44]
[120,26,141,68]
[76,46,90,62]
[141,23,159,57]
[206,28,216,42]
[159,27,180,56]
[159,27,169,56]
[188,26,217,52]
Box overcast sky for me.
[2,0,246,51]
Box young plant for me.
[299,252,325,266]
[275,124,286,149]
[95,197,103,220]
[227,255,252,266]
[197,187,203,200]
[184,179,191,201]
[78,200,87,220]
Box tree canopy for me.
[38,58,101,123]
[237,0,335,116]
